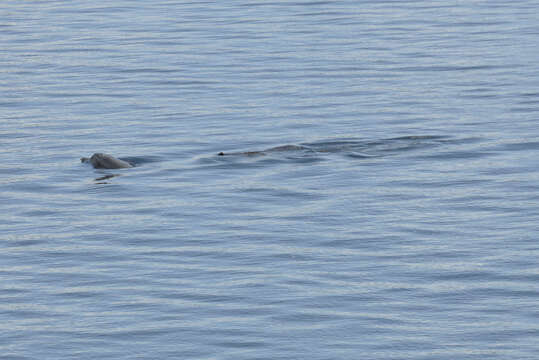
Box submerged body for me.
[217,136,448,158]
[81,153,133,169]
[218,144,309,156]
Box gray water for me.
[1,1,539,359]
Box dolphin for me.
[81,153,133,169]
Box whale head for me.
[82,153,133,169]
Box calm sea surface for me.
[1,1,539,359]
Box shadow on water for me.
[94,174,120,184]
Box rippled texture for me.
[1,1,539,359]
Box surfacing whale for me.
[81,153,133,169]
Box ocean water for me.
[1,1,539,359]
